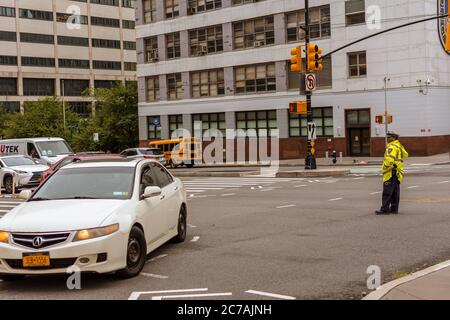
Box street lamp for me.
[383,77,390,148]
[61,79,67,131]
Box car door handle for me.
[160,194,166,200]
[174,186,179,191]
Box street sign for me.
[305,73,317,91]
[93,133,99,143]
[307,122,317,140]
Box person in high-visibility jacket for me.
[375,131,409,215]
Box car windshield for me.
[36,141,73,157]
[141,148,163,155]
[32,167,134,200]
[2,157,36,167]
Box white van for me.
[0,138,74,165]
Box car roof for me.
[61,158,147,169]
[1,137,65,143]
[0,155,29,159]
[66,154,120,159]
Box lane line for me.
[221,193,236,197]
[245,290,296,300]
[260,188,274,192]
[191,236,200,242]
[276,204,296,209]
[439,181,449,184]
[146,254,168,264]
[0,201,23,205]
[328,198,343,201]
[407,186,419,189]
[187,224,197,228]
[140,273,169,279]
[294,185,307,188]
[370,191,382,195]
[152,292,232,300]
[128,288,208,300]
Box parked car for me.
[120,148,167,165]
[40,153,120,183]
[0,158,187,280]
[0,156,49,194]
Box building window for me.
[147,116,162,139]
[165,0,179,18]
[68,102,91,117]
[166,33,181,59]
[286,5,330,42]
[233,0,266,5]
[0,31,16,42]
[61,79,90,96]
[56,13,88,25]
[236,110,277,137]
[143,0,156,23]
[19,9,53,21]
[233,16,274,49]
[144,36,159,62]
[21,57,55,67]
[167,73,182,100]
[20,33,54,44]
[91,16,120,28]
[191,69,224,98]
[122,0,136,8]
[124,62,137,71]
[93,60,122,70]
[23,78,55,96]
[122,20,135,29]
[289,107,333,137]
[0,6,16,17]
[59,59,90,69]
[235,63,276,94]
[288,56,332,90]
[0,102,20,113]
[95,80,117,89]
[0,78,17,95]
[192,113,226,137]
[57,36,89,47]
[92,38,121,49]
[188,0,221,15]
[348,51,367,78]
[345,0,365,26]
[189,25,223,56]
[0,55,18,66]
[123,41,136,50]
[146,76,160,102]
[169,115,183,136]
[91,0,119,6]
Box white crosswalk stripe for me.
[0,198,25,217]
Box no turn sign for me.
[305,73,317,92]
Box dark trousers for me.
[381,173,400,212]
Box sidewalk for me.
[364,260,450,300]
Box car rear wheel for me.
[3,176,13,194]
[116,226,147,278]
[172,206,187,243]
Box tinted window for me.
[141,148,163,155]
[152,163,173,188]
[140,166,157,194]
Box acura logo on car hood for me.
[32,236,44,247]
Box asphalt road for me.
[0,165,449,300]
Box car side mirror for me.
[19,190,32,200]
[141,186,162,200]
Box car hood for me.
[10,165,49,172]
[0,200,128,232]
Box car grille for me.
[5,258,77,270]
[11,232,71,249]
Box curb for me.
[363,259,450,300]
[276,169,350,178]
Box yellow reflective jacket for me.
[382,140,409,183]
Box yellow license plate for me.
[23,254,50,267]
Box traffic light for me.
[375,115,383,124]
[290,45,302,73]
[289,101,307,115]
[307,43,323,72]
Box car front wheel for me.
[3,176,13,194]
[116,226,147,279]
[172,206,187,243]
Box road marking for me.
[147,254,168,264]
[128,288,208,300]
[0,201,23,205]
[140,273,169,279]
[407,186,419,189]
[221,193,236,197]
[245,290,296,300]
[260,188,274,192]
[189,194,195,197]
[353,177,365,180]
[294,185,307,188]
[152,292,232,300]
[439,181,449,184]
[328,198,343,201]
[370,191,382,195]
[0,210,10,213]
[276,204,296,209]
[187,224,197,228]
[191,236,200,242]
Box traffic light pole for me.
[304,0,316,170]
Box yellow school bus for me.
[149,137,202,168]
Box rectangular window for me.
[93,60,122,70]
[95,80,117,89]
[146,76,160,102]
[59,58,90,69]
[0,6,16,17]
[165,0,179,18]
[0,31,16,42]
[0,78,17,95]
[20,32,54,44]
[91,16,120,28]
[348,51,367,78]
[188,0,221,15]
[0,55,18,66]
[286,5,330,42]
[19,9,53,21]
[189,25,223,56]
[233,0,266,5]
[234,63,276,94]
[124,62,136,71]
[92,38,121,49]
[57,35,89,47]
[61,79,90,96]
[233,16,274,49]
[345,0,365,26]
[235,110,277,137]
[23,78,55,96]
[21,57,55,67]
[123,41,136,50]
[0,101,20,113]
[143,0,157,23]
[166,32,181,60]
[191,69,224,98]
[169,114,183,137]
[68,101,91,117]
[56,12,88,25]
[122,20,135,29]
[122,0,136,8]
[288,56,332,90]
[91,0,119,6]
[144,37,159,62]
[147,116,162,139]
[167,73,182,100]
[192,113,226,137]
[289,107,333,137]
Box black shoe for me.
[390,211,399,214]
[375,210,390,215]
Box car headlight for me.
[14,170,28,174]
[0,231,9,244]
[73,224,119,242]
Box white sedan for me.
[0,158,187,280]
[0,156,49,194]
